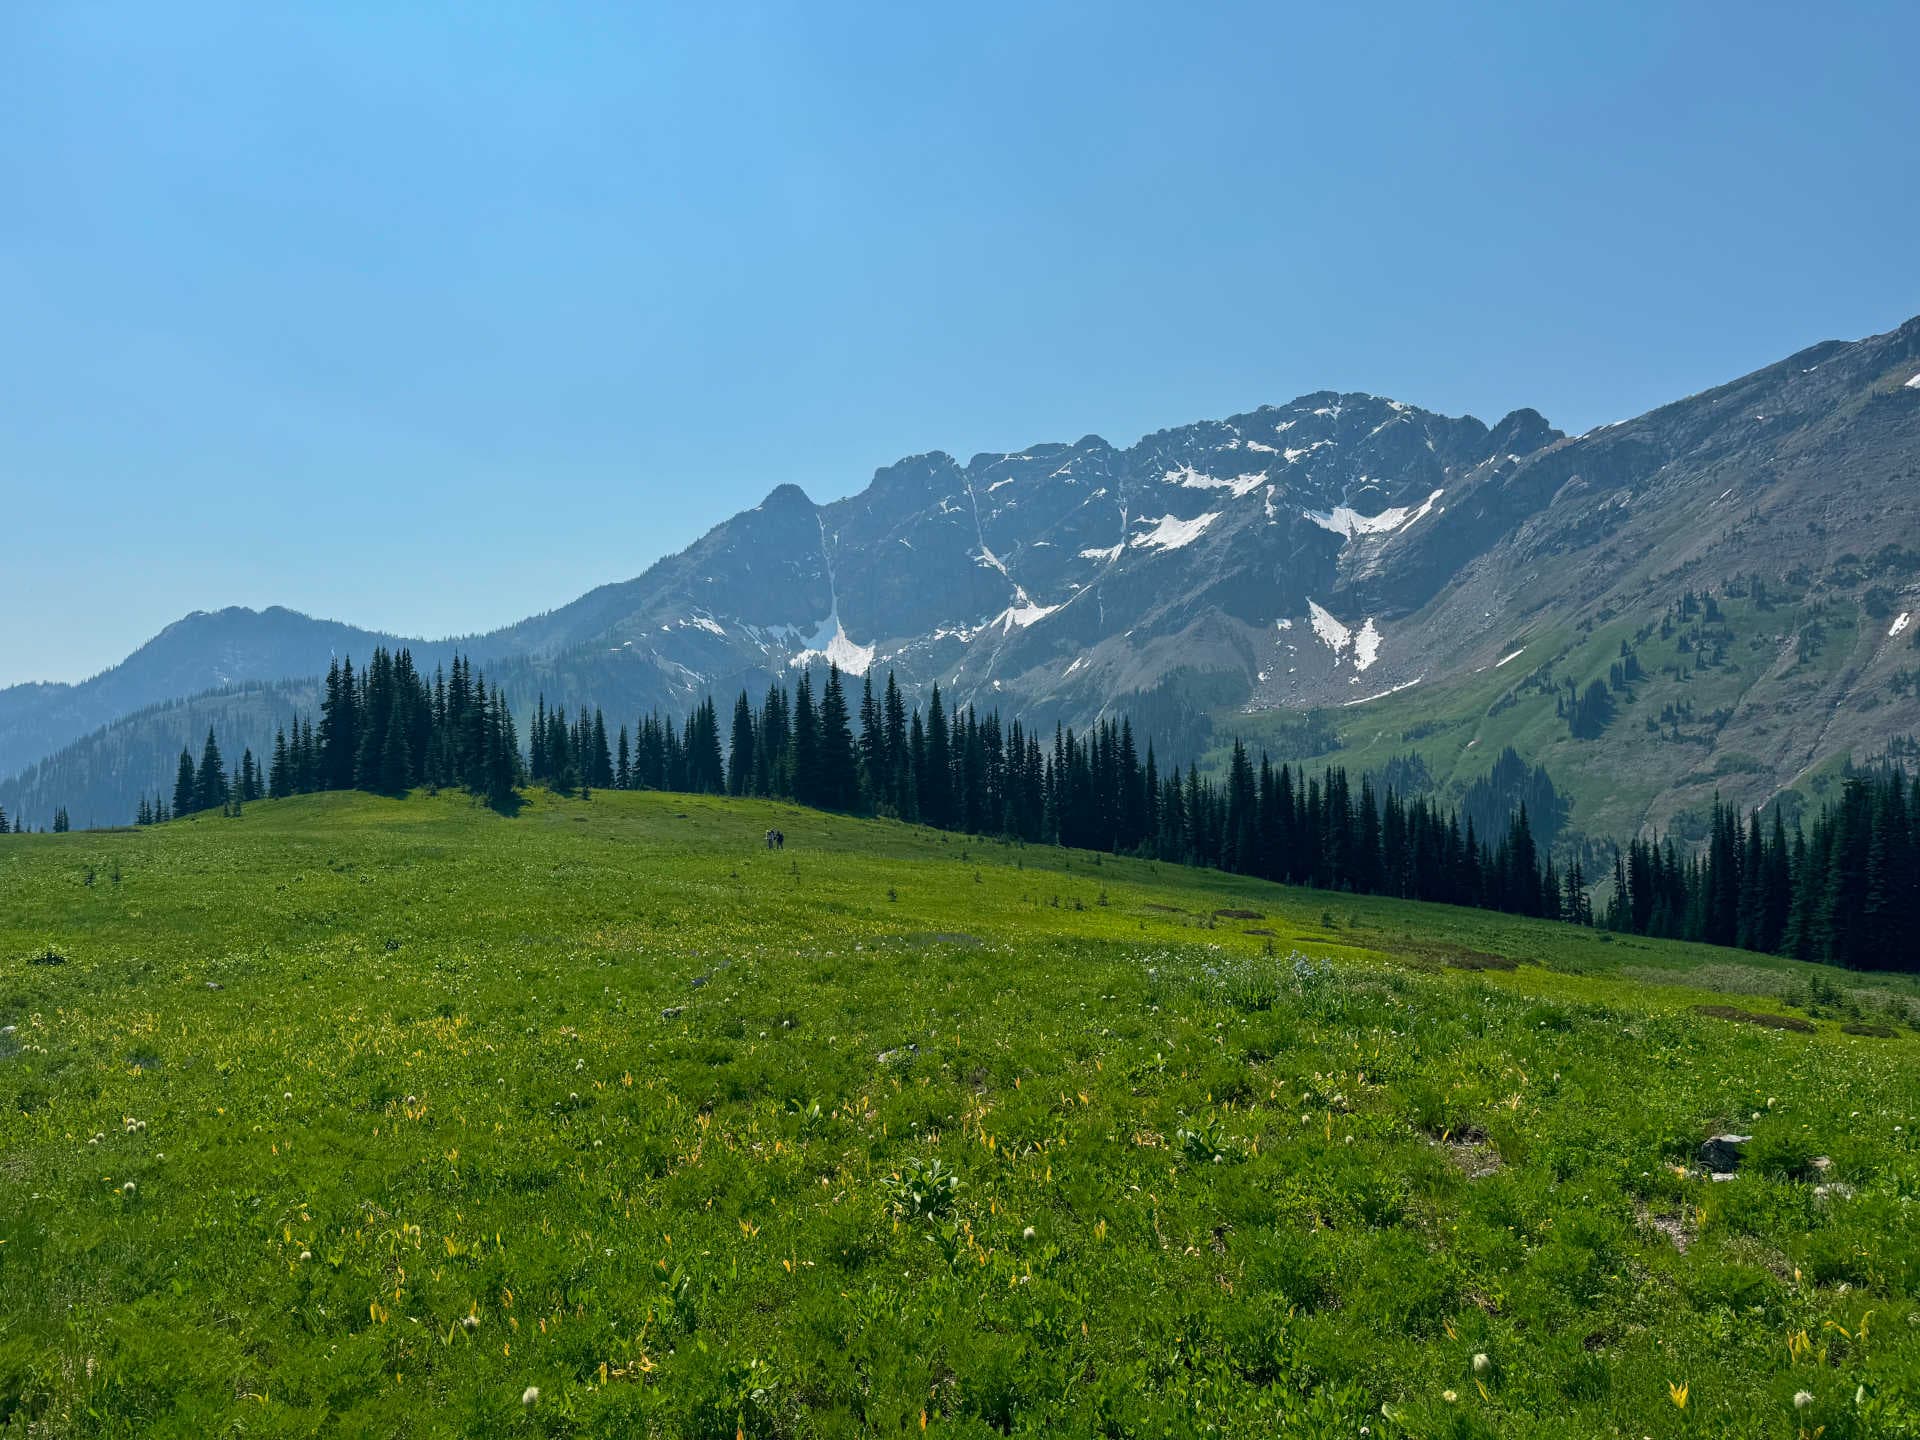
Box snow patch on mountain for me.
[1131,512,1218,551]
[790,620,875,673]
[789,518,875,673]
[1078,544,1123,563]
[1163,464,1265,497]
[1342,674,1424,706]
[1892,613,1912,638]
[1352,618,1382,671]
[1308,600,1350,653]
[996,601,1057,631]
[1401,488,1444,527]
[1495,647,1526,667]
[1302,488,1444,540]
[1306,600,1382,671]
[1906,372,1920,389]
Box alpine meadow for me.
[4,790,1919,1437]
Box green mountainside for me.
[1211,573,1920,845]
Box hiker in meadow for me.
[765,829,776,850]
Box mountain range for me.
[7,313,1919,840]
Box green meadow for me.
[2,790,1918,1437]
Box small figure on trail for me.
[774,829,785,850]
[764,829,776,850]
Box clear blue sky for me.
[4,3,1915,686]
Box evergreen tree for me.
[816,665,861,811]
[790,671,820,808]
[192,728,229,813]
[920,686,952,829]
[728,693,755,797]
[172,749,197,818]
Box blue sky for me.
[3,2,1915,686]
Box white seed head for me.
[1022,1226,1036,1241]
[522,1386,540,1405]
[1794,1391,1814,1411]
[1472,1352,1491,1376]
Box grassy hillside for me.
[2,792,1918,1437]
[1212,580,1920,845]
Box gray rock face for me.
[1699,1134,1752,1172]
[9,312,1920,832]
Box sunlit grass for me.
[1,789,1917,1436]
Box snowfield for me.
[1162,464,1265,498]
[1306,599,1383,672]
[1130,513,1218,551]
[1301,488,1443,541]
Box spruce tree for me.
[790,670,820,808]
[172,749,197,818]
[921,686,952,829]
[192,729,229,813]
[816,665,861,811]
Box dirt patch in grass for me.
[1692,1004,1816,1034]
[1637,1201,1694,1253]
[1243,928,1276,937]
[1429,1128,1502,1179]
[893,932,984,950]
[1142,904,1186,914]
[1445,950,1520,972]
[1381,939,1523,973]
[1211,908,1264,921]
[1841,1021,1900,1039]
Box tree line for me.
[263,657,1587,925]
[144,726,266,823]
[89,648,1920,974]
[1605,775,1920,971]
[0,804,65,834]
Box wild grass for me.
[1,789,1917,1436]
